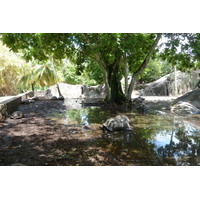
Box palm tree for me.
[19,67,36,91]
[19,60,64,99]
[49,56,63,98]
[34,64,56,87]
[19,63,56,91]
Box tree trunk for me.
[61,62,66,82]
[49,56,63,97]
[96,59,126,104]
[31,83,35,91]
[123,55,129,97]
[127,33,162,100]
[127,77,137,100]
[109,68,125,104]
[174,65,177,96]
[81,33,111,101]
[96,57,111,102]
[107,60,125,104]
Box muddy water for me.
[48,105,200,166]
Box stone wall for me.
[49,83,82,98]
[0,91,34,116]
[34,83,106,99]
[81,85,106,99]
[0,96,21,116]
[34,89,54,99]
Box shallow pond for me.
[47,104,200,166]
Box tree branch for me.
[81,33,111,100]
[134,33,162,76]
[127,33,162,99]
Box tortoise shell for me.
[102,115,132,133]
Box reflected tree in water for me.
[156,122,200,165]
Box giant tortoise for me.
[101,115,132,133]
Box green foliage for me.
[159,33,199,71]
[18,62,51,91]
[18,64,36,91]
[0,33,158,81]
[1,33,200,102]
[71,33,158,73]
[138,59,173,83]
[34,64,56,87]
[82,61,103,85]
[60,59,103,86]
[1,33,73,61]
[120,33,158,73]
[62,63,82,85]
[0,41,26,95]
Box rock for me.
[82,124,90,130]
[172,88,200,109]
[50,96,58,100]
[11,163,27,166]
[82,85,106,99]
[132,96,145,104]
[33,83,106,100]
[64,98,82,109]
[31,96,39,101]
[136,103,149,114]
[29,99,35,103]
[171,102,200,115]
[21,99,30,104]
[132,96,148,113]
[21,99,35,104]
[58,96,64,100]
[141,71,199,96]
[50,95,64,100]
[102,115,132,133]
[33,89,53,100]
[49,83,82,98]
[34,89,53,98]
[0,113,6,122]
[10,111,24,119]
[156,110,167,115]
[45,89,53,97]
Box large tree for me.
[1,33,160,103]
[2,33,198,104]
[70,33,162,103]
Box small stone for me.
[50,96,58,100]
[11,163,26,166]
[31,96,39,101]
[0,114,6,122]
[171,102,200,115]
[10,111,24,119]
[58,96,64,100]
[29,99,35,103]
[21,99,30,104]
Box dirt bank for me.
[0,100,135,166]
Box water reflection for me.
[48,106,200,166]
[155,121,200,166]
